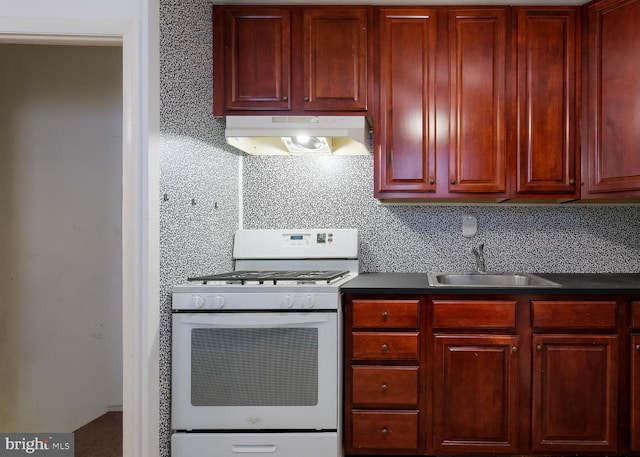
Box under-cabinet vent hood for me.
[225,115,370,156]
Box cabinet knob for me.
[511,346,518,353]
[451,179,456,185]
[282,96,288,101]
[303,96,310,102]
[569,179,575,185]
[381,343,388,352]
[429,178,435,185]
[636,344,640,351]
[381,428,389,436]
[381,384,388,392]
[536,344,543,351]
[381,311,389,320]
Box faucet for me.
[472,242,486,273]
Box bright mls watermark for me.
[0,434,73,456]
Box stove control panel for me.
[172,292,339,310]
[233,228,358,259]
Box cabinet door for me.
[515,8,579,198]
[433,335,520,454]
[632,335,640,450]
[448,8,508,194]
[585,0,640,197]
[219,8,291,113]
[303,8,369,112]
[375,9,437,196]
[532,334,618,453]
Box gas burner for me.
[188,270,351,285]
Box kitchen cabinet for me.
[432,299,519,454]
[344,297,424,454]
[584,0,640,199]
[343,288,640,455]
[375,6,585,201]
[375,8,437,195]
[213,6,372,116]
[631,301,640,450]
[447,8,509,196]
[530,300,619,453]
[375,7,510,200]
[514,7,580,200]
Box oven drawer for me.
[172,432,339,457]
[352,332,419,360]
[352,366,419,407]
[351,411,420,451]
[352,299,420,329]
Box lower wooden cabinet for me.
[433,335,520,454]
[344,294,638,456]
[345,296,424,454]
[632,334,640,451]
[531,334,619,453]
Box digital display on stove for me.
[290,235,304,240]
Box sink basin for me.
[428,272,561,288]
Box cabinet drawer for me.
[531,300,617,329]
[351,411,419,451]
[352,366,419,407]
[352,332,419,360]
[632,301,640,329]
[432,299,517,329]
[352,299,419,329]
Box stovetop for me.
[188,270,351,285]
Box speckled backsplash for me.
[242,155,640,274]
[159,0,640,455]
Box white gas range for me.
[171,228,358,457]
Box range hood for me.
[225,115,370,155]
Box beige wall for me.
[0,44,122,432]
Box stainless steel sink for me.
[428,272,561,288]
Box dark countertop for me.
[340,272,640,295]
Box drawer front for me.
[352,366,419,407]
[351,411,419,451]
[352,299,419,329]
[632,301,640,329]
[531,300,617,329]
[432,299,517,329]
[352,332,419,361]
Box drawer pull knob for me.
[451,179,456,185]
[537,344,543,351]
[512,346,518,353]
[381,428,389,436]
[282,96,288,101]
[381,343,388,352]
[381,384,388,392]
[382,311,389,320]
[429,177,435,185]
[636,344,640,351]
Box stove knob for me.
[302,295,315,309]
[191,295,205,309]
[282,295,295,309]
[208,295,225,309]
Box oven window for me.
[190,328,319,406]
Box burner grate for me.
[188,270,350,285]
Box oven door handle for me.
[177,313,331,327]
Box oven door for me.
[172,311,339,431]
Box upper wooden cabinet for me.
[584,0,640,199]
[375,8,438,196]
[448,8,509,196]
[213,6,372,116]
[375,6,582,201]
[375,7,511,200]
[514,7,580,200]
